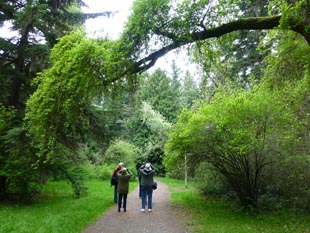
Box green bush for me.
[260,154,310,210]
[103,139,139,169]
[95,164,114,181]
[193,162,228,196]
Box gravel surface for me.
[83,181,189,233]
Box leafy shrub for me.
[79,163,99,180]
[95,164,114,181]
[260,154,310,210]
[194,162,229,196]
[103,139,139,168]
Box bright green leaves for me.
[166,86,298,160]
[104,139,139,168]
[25,30,113,162]
[278,0,310,43]
[164,84,301,207]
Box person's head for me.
[118,162,124,168]
[120,167,127,175]
[144,163,152,171]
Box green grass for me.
[159,177,310,233]
[0,180,137,233]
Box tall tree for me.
[125,68,180,173]
[180,70,200,109]
[137,69,182,122]
[0,0,113,196]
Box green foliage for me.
[0,105,40,195]
[78,141,103,166]
[161,177,310,233]
[65,165,88,197]
[256,28,310,210]
[94,164,114,181]
[125,68,184,174]
[279,0,310,34]
[165,85,300,208]
[138,69,182,122]
[0,0,88,196]
[120,0,170,57]
[165,23,310,210]
[193,162,228,196]
[261,154,310,210]
[180,71,200,109]
[103,139,139,169]
[24,30,114,195]
[141,101,171,136]
[0,105,16,135]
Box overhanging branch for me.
[125,14,309,78]
[131,15,285,74]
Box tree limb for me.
[130,15,309,74]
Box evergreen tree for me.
[126,68,181,173]
[180,70,200,109]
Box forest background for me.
[0,0,309,212]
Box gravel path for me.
[83,181,189,233]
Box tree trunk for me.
[0,176,7,194]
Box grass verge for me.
[159,177,310,233]
[0,180,137,233]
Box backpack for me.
[110,175,117,186]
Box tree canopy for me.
[124,0,310,75]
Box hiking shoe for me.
[148,209,152,212]
[140,208,145,212]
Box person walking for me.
[139,163,155,212]
[111,162,124,203]
[117,167,132,212]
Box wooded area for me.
[0,0,309,211]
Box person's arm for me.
[150,164,157,172]
[112,167,120,176]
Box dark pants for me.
[114,184,118,203]
[118,193,128,211]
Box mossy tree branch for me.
[131,15,309,74]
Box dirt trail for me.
[83,181,189,233]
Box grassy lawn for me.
[0,180,137,233]
[159,177,310,233]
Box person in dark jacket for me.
[117,167,132,212]
[112,162,124,203]
[139,163,155,212]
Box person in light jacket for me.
[139,163,155,212]
[117,167,132,212]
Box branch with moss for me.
[131,15,309,74]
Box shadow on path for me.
[83,181,189,233]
